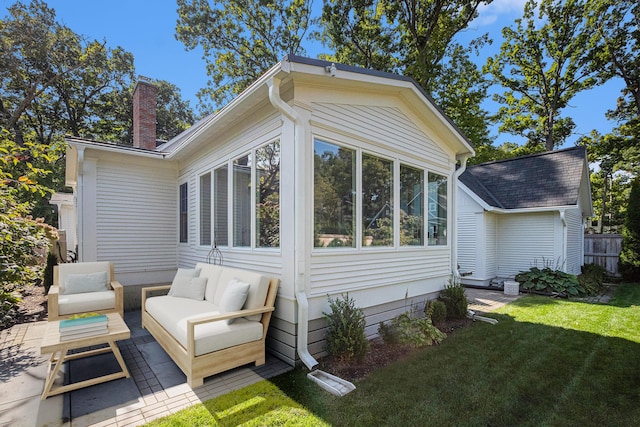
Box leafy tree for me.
[316,0,399,72]
[485,0,604,151]
[619,178,640,280]
[176,0,314,113]
[319,1,494,150]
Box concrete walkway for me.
[0,311,291,427]
[466,287,524,314]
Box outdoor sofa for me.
[48,261,124,321]
[141,262,279,387]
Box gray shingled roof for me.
[459,146,587,209]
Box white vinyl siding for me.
[311,103,449,168]
[496,213,557,277]
[95,157,177,274]
[484,213,498,278]
[457,212,476,275]
[565,208,583,275]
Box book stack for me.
[59,314,108,341]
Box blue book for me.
[59,314,108,330]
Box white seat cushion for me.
[145,295,263,357]
[58,291,116,316]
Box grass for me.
[146,283,640,426]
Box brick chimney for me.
[133,76,157,149]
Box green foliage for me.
[175,0,312,112]
[0,289,21,330]
[425,299,447,324]
[324,294,369,362]
[43,252,58,295]
[392,312,446,348]
[439,280,468,319]
[484,0,604,150]
[620,178,640,280]
[377,320,399,346]
[578,263,607,295]
[0,131,51,288]
[515,267,585,296]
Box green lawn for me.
[147,284,640,426]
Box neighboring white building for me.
[64,56,474,366]
[457,147,593,287]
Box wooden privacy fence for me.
[584,234,622,276]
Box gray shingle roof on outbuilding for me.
[459,146,587,210]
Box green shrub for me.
[515,267,585,296]
[578,263,606,295]
[439,281,468,319]
[425,299,447,324]
[620,178,640,280]
[324,294,369,362]
[0,289,21,329]
[391,312,446,348]
[377,321,399,346]
[43,252,58,295]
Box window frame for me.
[179,182,188,243]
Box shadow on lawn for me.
[272,310,640,426]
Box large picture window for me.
[233,154,252,247]
[314,140,356,248]
[400,165,424,246]
[256,140,280,248]
[362,153,393,246]
[179,182,188,243]
[428,172,447,245]
[214,165,228,246]
[199,173,211,246]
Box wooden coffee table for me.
[40,312,131,399]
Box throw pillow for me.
[168,268,200,296]
[169,276,208,300]
[219,279,250,324]
[63,271,109,295]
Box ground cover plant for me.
[146,284,640,426]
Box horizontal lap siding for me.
[458,213,476,274]
[96,159,177,274]
[312,103,449,168]
[497,213,556,277]
[565,208,583,275]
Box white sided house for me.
[65,56,474,367]
[457,147,593,287]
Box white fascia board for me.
[65,138,167,159]
[163,62,288,159]
[458,182,578,215]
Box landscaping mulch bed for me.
[318,317,473,382]
[10,284,48,327]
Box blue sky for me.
[3,0,625,148]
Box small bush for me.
[515,267,585,296]
[0,289,21,329]
[425,299,447,324]
[439,281,468,319]
[578,263,606,295]
[43,252,58,295]
[392,312,446,348]
[324,294,369,362]
[377,321,399,346]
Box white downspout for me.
[267,76,319,371]
[560,209,567,272]
[76,147,85,262]
[451,153,470,282]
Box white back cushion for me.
[196,263,224,302]
[58,262,111,294]
[215,267,270,321]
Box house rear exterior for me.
[457,147,593,287]
[65,56,474,366]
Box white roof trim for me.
[65,137,168,159]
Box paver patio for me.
[0,288,518,427]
